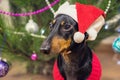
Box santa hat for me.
[54,2,105,43]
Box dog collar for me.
[53,53,102,80]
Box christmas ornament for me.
[0,34,9,77]
[0,58,9,77]
[25,19,39,33]
[31,52,38,61]
[0,0,59,16]
[112,37,120,65]
[112,37,120,54]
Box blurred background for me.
[0,0,120,80]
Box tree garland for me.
[0,0,59,16]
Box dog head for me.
[40,14,82,54]
[40,2,105,55]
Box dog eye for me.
[63,24,73,31]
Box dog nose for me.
[40,42,50,54]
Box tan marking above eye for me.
[61,21,65,26]
[52,19,56,24]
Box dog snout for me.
[40,42,51,54]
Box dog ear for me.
[86,15,105,40]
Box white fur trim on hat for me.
[86,16,105,40]
[54,1,78,22]
[87,28,97,40]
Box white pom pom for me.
[73,32,85,43]
[87,28,97,40]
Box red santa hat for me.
[54,2,105,43]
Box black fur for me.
[40,14,92,80]
[57,42,92,80]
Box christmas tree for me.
[0,0,120,75]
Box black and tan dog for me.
[40,2,105,80]
[40,14,92,80]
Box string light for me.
[0,0,59,17]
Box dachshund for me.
[40,14,93,80]
[40,2,105,80]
